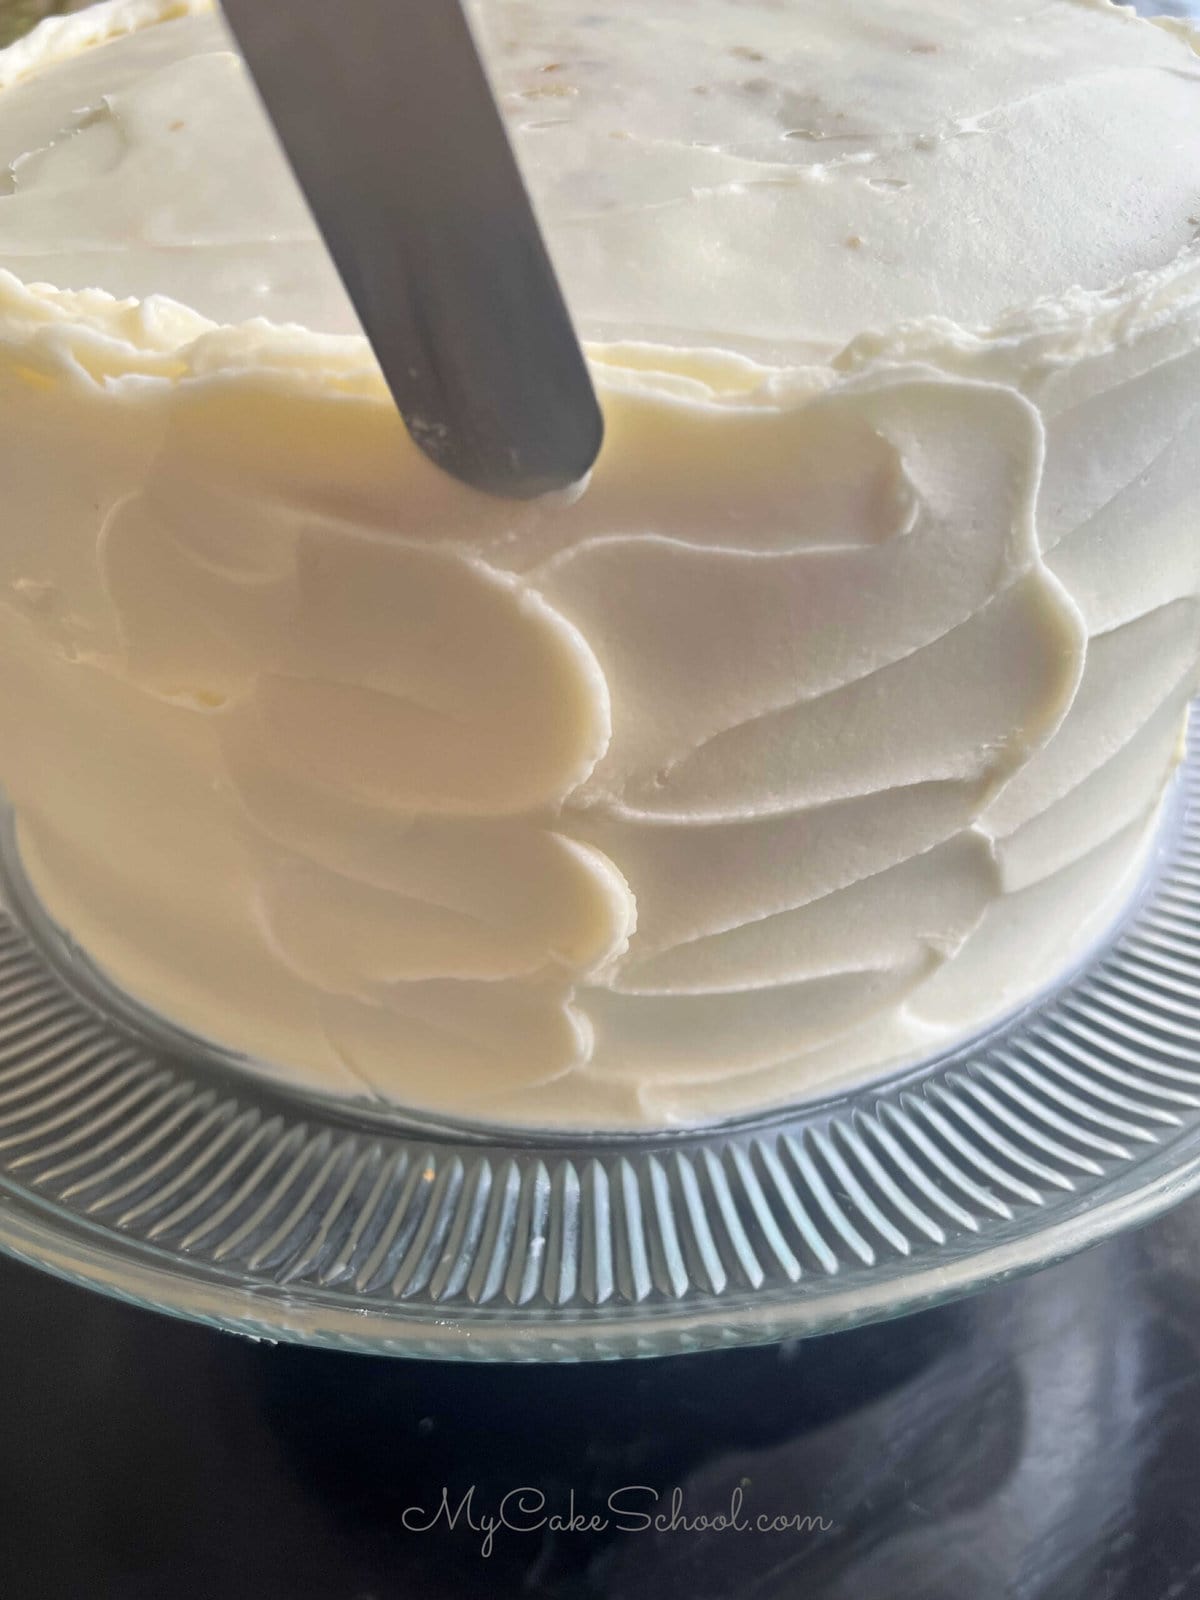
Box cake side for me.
[0,0,1197,1126]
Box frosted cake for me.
[0,0,1197,1126]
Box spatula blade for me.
[221,0,603,499]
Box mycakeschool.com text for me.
[400,1485,835,1558]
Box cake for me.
[0,0,1197,1128]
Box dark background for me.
[2,1195,1200,1599]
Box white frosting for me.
[0,0,1197,1126]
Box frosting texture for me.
[0,0,1197,1125]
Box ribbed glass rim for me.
[0,723,1196,1361]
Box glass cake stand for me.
[1,0,1199,1360]
[0,718,1198,1361]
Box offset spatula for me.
[220,0,603,498]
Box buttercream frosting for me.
[0,0,1196,1126]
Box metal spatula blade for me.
[220,0,603,499]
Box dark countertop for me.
[1,1199,1200,1599]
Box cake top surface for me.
[0,0,1197,359]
